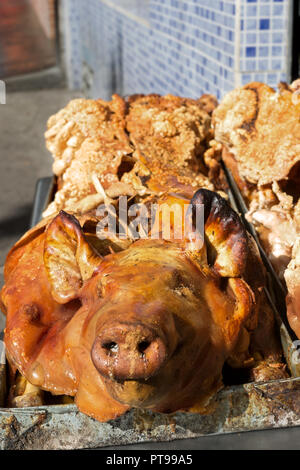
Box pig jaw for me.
[90,307,181,409]
[92,327,223,411]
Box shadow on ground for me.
[0,204,32,238]
[0,204,32,265]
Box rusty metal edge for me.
[29,176,55,227]
[1,376,300,449]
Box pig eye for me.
[172,269,198,299]
[172,270,187,288]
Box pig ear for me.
[44,211,102,303]
[188,189,248,277]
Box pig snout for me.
[91,323,168,381]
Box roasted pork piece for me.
[1,94,287,420]
[43,93,224,218]
[1,192,286,420]
[285,239,300,338]
[213,81,300,337]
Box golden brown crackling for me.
[213,81,300,185]
[214,80,300,339]
[285,238,300,338]
[126,94,211,176]
[43,95,134,217]
[44,93,219,217]
[239,84,260,135]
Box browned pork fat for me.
[213,80,300,337]
[1,189,286,421]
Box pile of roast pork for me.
[0,82,299,422]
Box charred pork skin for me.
[213,81,300,338]
[1,189,286,421]
[42,93,223,218]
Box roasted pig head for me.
[1,190,273,421]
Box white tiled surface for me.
[238,0,292,86]
[64,0,292,98]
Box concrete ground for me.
[0,86,82,330]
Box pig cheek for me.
[161,322,224,398]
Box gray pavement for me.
[0,87,81,266]
[0,87,81,330]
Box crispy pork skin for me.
[213,82,300,187]
[285,239,300,338]
[43,94,220,217]
[213,81,300,336]
[1,190,286,421]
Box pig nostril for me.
[102,341,118,354]
[92,326,169,380]
[137,340,151,354]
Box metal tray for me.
[1,177,300,450]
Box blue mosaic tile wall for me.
[64,0,292,100]
[239,0,292,85]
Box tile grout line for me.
[234,0,241,87]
